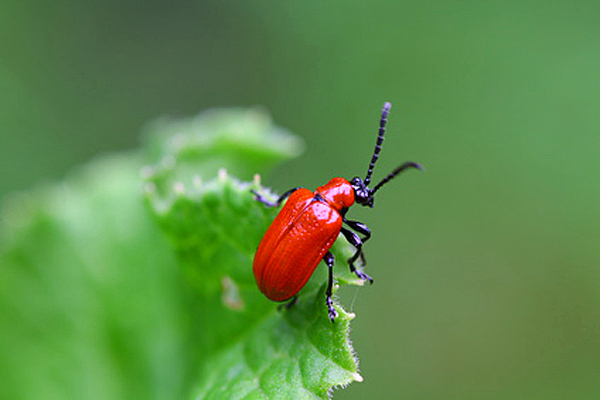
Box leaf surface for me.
[0,107,363,399]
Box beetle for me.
[251,102,422,321]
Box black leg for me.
[323,251,338,322]
[343,218,372,280]
[359,250,367,266]
[340,226,374,283]
[277,295,298,311]
[251,187,299,208]
[344,219,371,242]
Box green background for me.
[2,1,599,398]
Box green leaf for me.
[142,107,364,398]
[0,106,363,399]
[0,154,188,400]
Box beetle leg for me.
[359,251,367,266]
[340,227,374,284]
[343,219,371,243]
[251,187,300,208]
[343,218,371,275]
[277,295,298,311]
[323,251,338,322]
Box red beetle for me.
[252,102,422,321]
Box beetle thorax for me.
[316,177,355,211]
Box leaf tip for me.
[352,372,364,383]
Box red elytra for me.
[251,102,422,322]
[253,178,353,302]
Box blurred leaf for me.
[0,154,186,400]
[141,107,304,183]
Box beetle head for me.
[350,177,375,208]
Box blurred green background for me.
[2,1,599,399]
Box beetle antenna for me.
[364,102,391,186]
[372,162,423,194]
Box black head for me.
[351,102,423,208]
[350,176,373,207]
